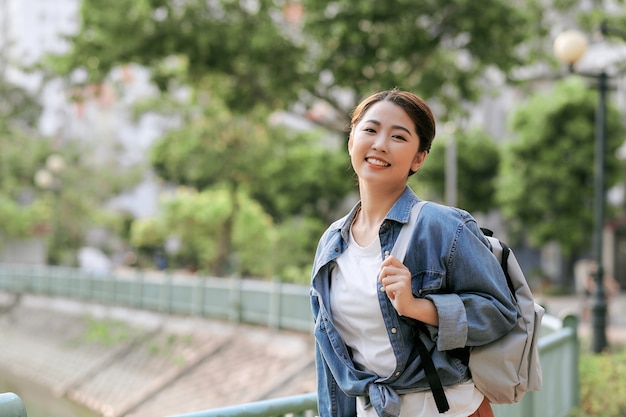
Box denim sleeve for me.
[426,218,517,351]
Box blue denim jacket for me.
[310,187,517,417]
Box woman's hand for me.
[379,254,439,326]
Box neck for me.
[356,183,406,229]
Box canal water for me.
[0,367,98,417]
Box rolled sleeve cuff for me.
[426,293,467,351]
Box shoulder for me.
[417,201,487,244]
[420,201,474,225]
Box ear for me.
[411,150,427,173]
[347,133,353,156]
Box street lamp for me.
[554,28,611,353]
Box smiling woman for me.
[310,89,516,417]
[0,369,98,417]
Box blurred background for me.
[1,0,626,291]
[2,0,626,415]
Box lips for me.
[366,157,390,167]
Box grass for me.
[82,316,132,346]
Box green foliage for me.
[48,0,309,113]
[150,96,271,190]
[498,78,625,256]
[301,0,550,116]
[0,79,42,130]
[418,128,500,213]
[134,186,277,277]
[149,91,354,224]
[41,0,603,277]
[249,129,354,223]
[272,216,327,284]
[128,185,329,281]
[230,194,277,277]
[570,344,626,417]
[0,80,54,240]
[0,195,50,237]
[0,72,146,264]
[129,216,168,251]
[46,0,564,124]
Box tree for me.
[44,0,586,276]
[416,128,500,213]
[130,186,277,277]
[0,77,53,244]
[498,78,624,271]
[150,93,354,273]
[47,0,561,124]
[47,0,310,114]
[0,77,145,264]
[300,0,551,120]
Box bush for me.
[570,343,626,417]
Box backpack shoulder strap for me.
[391,201,428,262]
[499,240,515,296]
[414,333,450,413]
[390,200,450,413]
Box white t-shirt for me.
[330,228,396,377]
[330,230,484,417]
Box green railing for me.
[170,393,318,417]
[0,264,312,332]
[0,393,27,417]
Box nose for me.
[372,133,388,152]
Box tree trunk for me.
[213,181,239,276]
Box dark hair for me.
[350,88,436,157]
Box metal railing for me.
[170,393,318,417]
[0,264,313,332]
[0,392,27,417]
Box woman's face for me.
[348,100,427,186]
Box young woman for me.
[310,89,517,417]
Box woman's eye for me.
[364,128,376,133]
[393,135,407,141]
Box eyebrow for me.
[363,119,413,136]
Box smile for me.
[366,157,390,167]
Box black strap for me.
[499,241,516,297]
[414,333,450,413]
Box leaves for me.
[417,128,501,213]
[497,78,625,256]
[49,0,309,113]
[301,0,549,116]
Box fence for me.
[0,264,313,332]
[0,264,580,417]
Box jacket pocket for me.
[411,270,445,296]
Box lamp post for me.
[554,28,611,353]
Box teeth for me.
[367,158,390,167]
